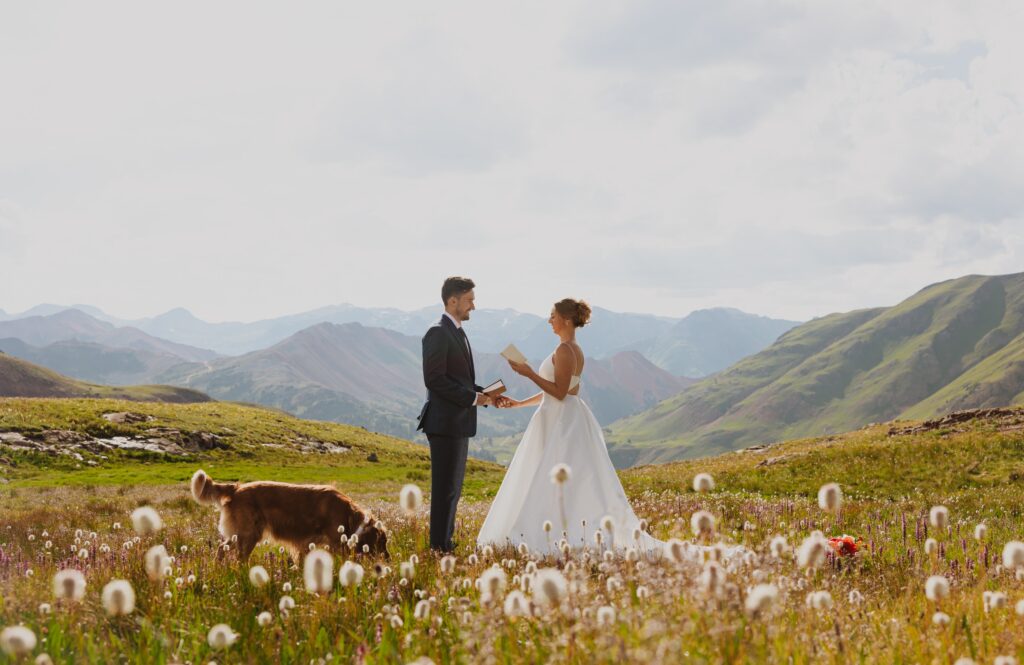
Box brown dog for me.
[190,469,389,561]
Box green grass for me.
[4,399,1024,662]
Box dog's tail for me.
[190,469,236,505]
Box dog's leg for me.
[236,531,260,562]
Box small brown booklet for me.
[483,379,507,397]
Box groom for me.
[417,276,503,552]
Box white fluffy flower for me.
[0,626,37,657]
[303,549,333,594]
[925,575,950,602]
[550,463,571,484]
[699,561,724,596]
[929,505,949,530]
[692,473,715,493]
[503,590,530,617]
[769,535,789,559]
[690,511,715,537]
[101,580,136,616]
[932,611,951,626]
[664,538,692,563]
[207,624,237,650]
[924,538,939,556]
[600,515,615,533]
[1002,541,1024,569]
[257,611,273,627]
[144,545,170,581]
[974,524,987,541]
[130,506,163,536]
[805,590,833,610]
[596,605,616,626]
[440,555,457,575]
[339,561,365,587]
[984,590,1008,612]
[479,567,507,601]
[278,595,295,613]
[797,533,828,569]
[744,584,778,618]
[399,484,423,515]
[533,568,568,606]
[249,565,270,587]
[53,569,86,602]
[817,483,842,511]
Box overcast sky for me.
[1,1,1022,323]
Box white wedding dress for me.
[477,349,665,554]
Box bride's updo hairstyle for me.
[554,298,592,328]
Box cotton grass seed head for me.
[1002,541,1024,569]
[101,580,135,616]
[400,484,423,515]
[974,524,987,541]
[769,535,789,559]
[797,534,828,569]
[207,624,237,650]
[304,549,333,594]
[278,595,295,613]
[925,575,950,602]
[596,605,616,626]
[130,506,162,536]
[53,569,86,602]
[249,565,270,587]
[339,561,364,588]
[744,584,778,618]
[817,483,842,512]
[550,463,571,485]
[0,626,37,657]
[693,473,715,493]
[257,611,273,627]
[929,505,949,530]
[924,538,939,556]
[144,545,170,581]
[503,590,530,618]
[805,590,833,610]
[690,511,715,537]
[533,568,568,606]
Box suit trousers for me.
[427,434,469,552]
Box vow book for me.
[500,343,528,364]
[483,379,507,397]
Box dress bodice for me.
[539,350,581,391]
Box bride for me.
[476,298,665,554]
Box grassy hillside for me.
[0,354,211,403]
[3,404,1024,662]
[0,397,503,499]
[608,272,1024,466]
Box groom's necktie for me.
[457,327,475,377]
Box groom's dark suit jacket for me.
[417,315,484,438]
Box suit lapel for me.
[441,315,474,372]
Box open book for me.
[482,378,507,397]
[500,343,528,364]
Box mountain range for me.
[606,272,1024,467]
[154,321,695,444]
[0,303,797,376]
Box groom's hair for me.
[441,276,475,304]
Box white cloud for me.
[0,0,1021,322]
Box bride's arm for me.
[506,392,543,408]
[508,344,575,401]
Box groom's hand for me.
[476,393,495,407]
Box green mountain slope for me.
[607,272,1024,467]
[0,353,211,403]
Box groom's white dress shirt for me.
[444,311,486,407]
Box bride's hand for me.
[507,360,532,377]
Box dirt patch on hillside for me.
[886,407,1024,437]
